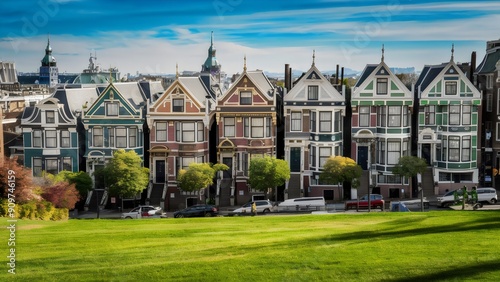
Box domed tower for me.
[39,36,58,88]
[201,31,221,75]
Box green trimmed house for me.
[82,81,163,208]
[284,54,345,201]
[351,52,413,199]
[415,52,481,195]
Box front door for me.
[155,160,165,183]
[358,146,368,170]
[222,157,232,179]
[422,144,431,165]
[290,147,301,172]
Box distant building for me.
[72,52,120,84]
[39,37,58,88]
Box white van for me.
[277,197,326,211]
[437,187,498,207]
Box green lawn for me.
[2,211,500,281]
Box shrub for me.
[41,182,80,210]
[51,208,69,221]
[19,201,38,220]
[37,201,55,220]
[0,198,18,218]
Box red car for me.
[345,194,385,211]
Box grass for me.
[2,211,500,281]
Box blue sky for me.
[1,0,499,76]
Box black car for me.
[173,204,218,218]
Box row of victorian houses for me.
[9,37,500,211]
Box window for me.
[109,127,115,147]
[266,117,271,137]
[60,131,70,148]
[425,105,435,125]
[224,117,235,137]
[319,147,331,167]
[106,103,119,116]
[311,146,316,167]
[403,106,408,127]
[62,157,72,171]
[33,158,42,177]
[445,81,457,95]
[197,122,204,142]
[448,136,460,162]
[378,106,387,127]
[46,111,55,123]
[46,159,58,175]
[156,122,167,141]
[319,112,332,132]
[388,106,401,127]
[291,112,301,131]
[308,85,318,100]
[45,130,57,148]
[93,127,103,147]
[240,91,252,105]
[443,136,448,161]
[462,136,471,162]
[378,140,386,164]
[182,122,195,142]
[486,75,493,89]
[359,106,370,127]
[334,111,342,132]
[449,105,460,125]
[173,99,184,112]
[181,157,195,169]
[377,78,388,95]
[33,130,42,147]
[387,140,400,165]
[116,128,127,148]
[129,127,137,147]
[243,117,249,137]
[310,112,316,132]
[462,105,471,125]
[251,118,264,138]
[487,94,492,112]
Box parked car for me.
[173,204,218,218]
[121,205,167,219]
[277,197,326,211]
[437,187,498,208]
[231,200,275,215]
[400,198,430,209]
[345,194,385,211]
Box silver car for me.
[231,200,275,215]
[437,188,498,208]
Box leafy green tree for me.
[248,156,290,200]
[177,163,229,193]
[392,156,428,211]
[320,156,362,188]
[49,171,92,198]
[102,149,149,198]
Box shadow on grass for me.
[386,259,500,282]
[326,212,500,243]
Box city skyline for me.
[1,0,499,76]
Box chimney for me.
[336,64,340,85]
[284,64,290,91]
[341,67,344,86]
[288,67,293,89]
[470,51,476,83]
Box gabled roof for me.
[84,83,141,118]
[352,61,411,100]
[52,87,99,119]
[150,76,213,112]
[284,64,344,102]
[415,63,446,91]
[219,70,274,103]
[111,82,148,110]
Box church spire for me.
[450,43,455,62]
[381,44,385,62]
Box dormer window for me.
[377,78,388,95]
[308,85,318,100]
[106,102,119,116]
[240,91,252,105]
[445,81,457,95]
[173,98,184,112]
[46,111,55,123]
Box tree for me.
[102,149,149,198]
[0,158,40,204]
[177,162,229,193]
[320,156,362,201]
[248,156,290,200]
[41,181,80,210]
[50,171,92,198]
[392,156,428,211]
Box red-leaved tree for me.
[0,158,40,204]
[41,182,80,209]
